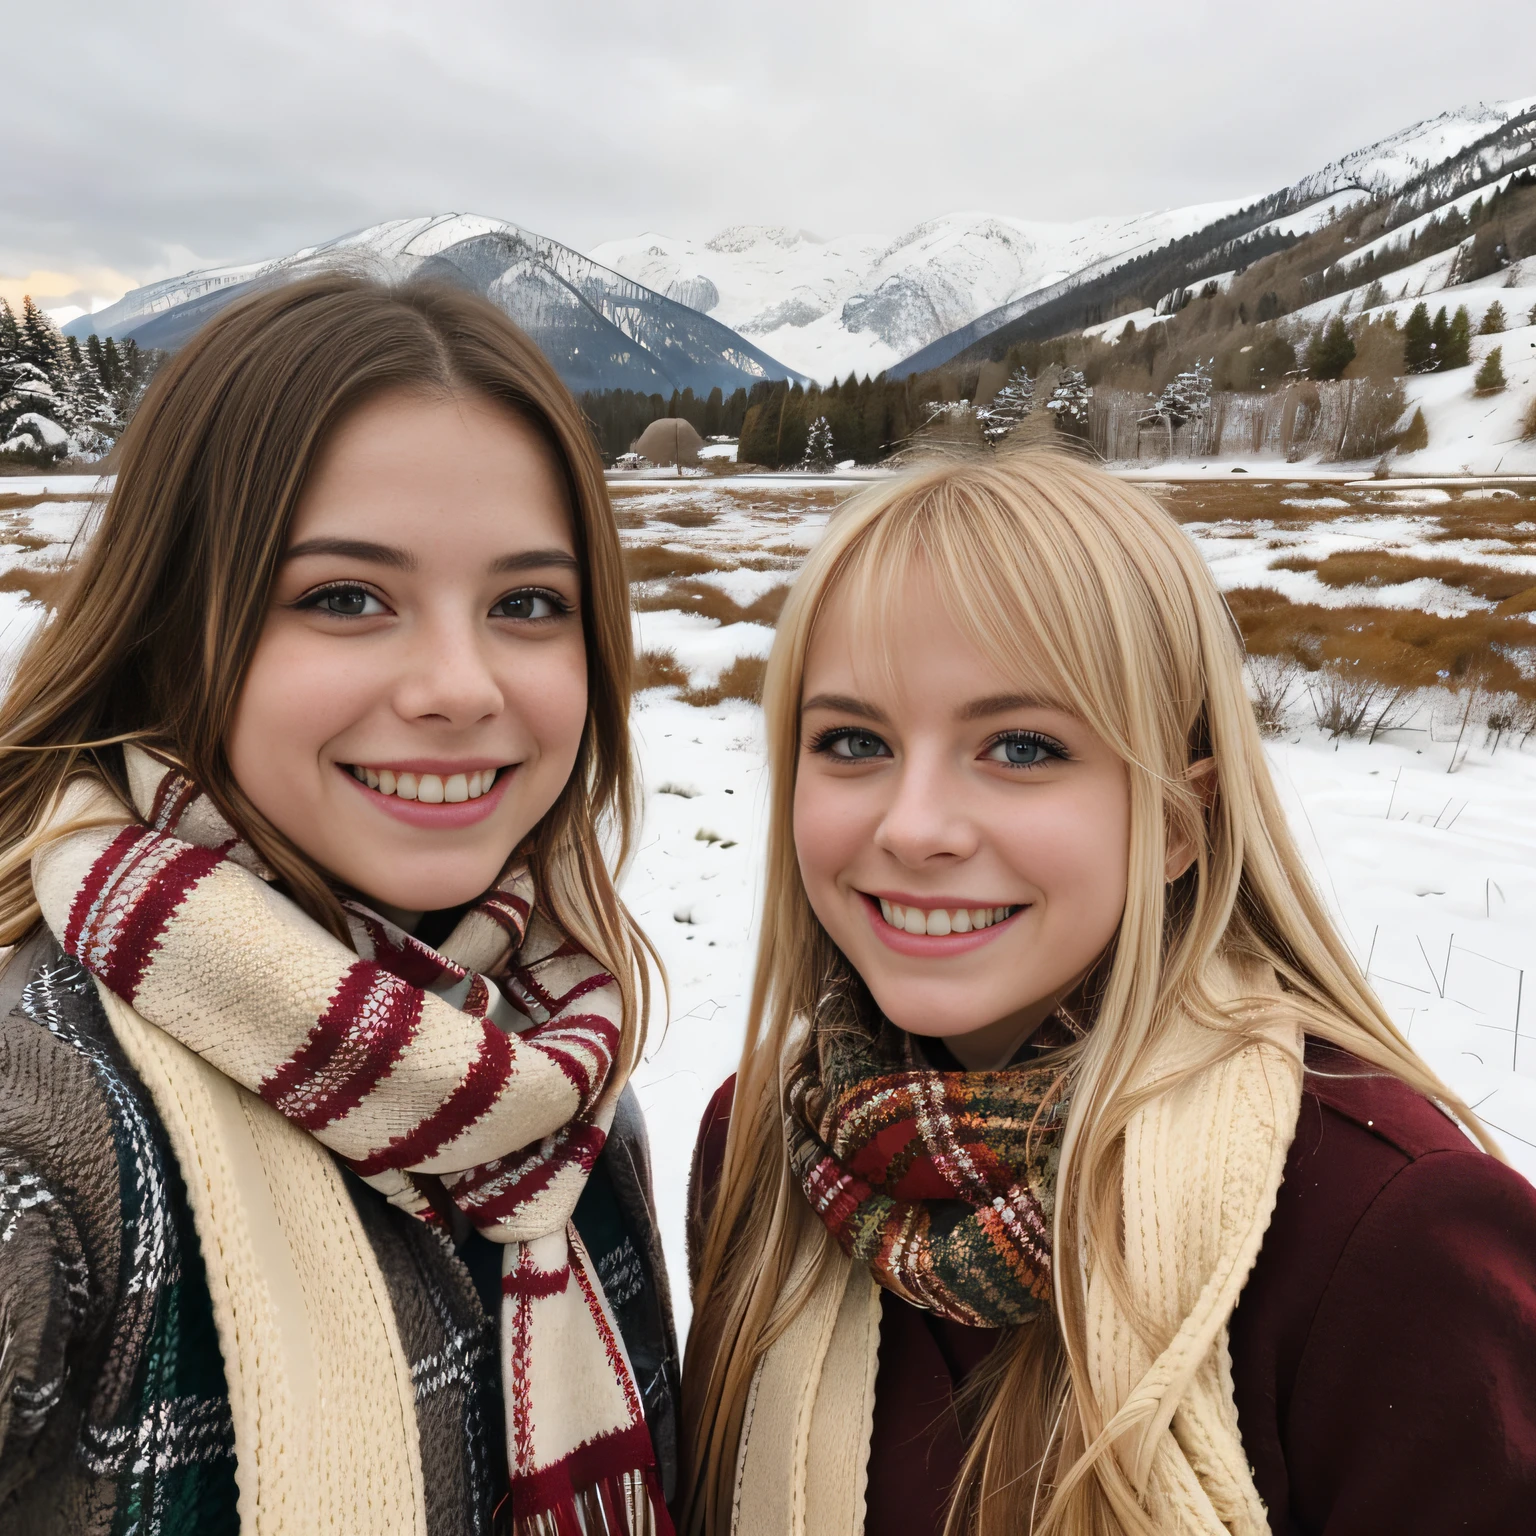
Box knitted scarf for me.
[784,1010,1070,1328]
[32,746,669,1536]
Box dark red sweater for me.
[691,1047,1536,1534]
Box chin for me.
[348,863,504,916]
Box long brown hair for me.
[682,454,1494,1534]
[0,274,652,1053]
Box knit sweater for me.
[0,934,680,1536]
[693,1043,1536,1533]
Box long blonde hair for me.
[0,275,654,1064]
[681,453,1495,1535]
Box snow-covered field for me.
[3,473,1533,1334]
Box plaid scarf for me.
[33,745,669,1536]
[785,1008,1071,1327]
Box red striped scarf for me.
[34,746,670,1535]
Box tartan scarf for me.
[785,1007,1072,1328]
[33,745,669,1536]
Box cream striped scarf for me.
[33,746,669,1535]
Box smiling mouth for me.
[343,765,505,804]
[874,897,1025,937]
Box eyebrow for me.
[800,693,888,723]
[959,693,1055,720]
[283,538,578,575]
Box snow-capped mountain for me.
[591,205,1250,384]
[66,215,804,396]
[593,95,1536,386]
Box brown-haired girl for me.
[683,455,1536,1535]
[0,276,677,1536]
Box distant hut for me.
[632,417,704,470]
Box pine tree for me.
[1139,362,1211,430]
[19,297,68,383]
[1480,301,1507,335]
[1398,406,1429,453]
[1444,306,1472,370]
[1473,347,1506,394]
[1305,317,1357,380]
[1429,307,1451,370]
[801,415,835,472]
[1403,303,1434,373]
[977,365,1035,445]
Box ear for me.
[1165,757,1217,883]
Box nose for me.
[872,747,980,867]
[393,608,505,727]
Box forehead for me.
[292,389,573,550]
[802,561,1060,713]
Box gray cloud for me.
[12,0,1536,307]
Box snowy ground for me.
[2,475,1533,1337]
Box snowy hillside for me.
[65,215,804,397]
[592,205,1251,384]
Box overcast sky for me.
[9,0,1536,316]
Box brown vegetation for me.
[631,578,791,626]
[632,648,689,692]
[679,654,767,707]
[0,564,71,609]
[621,543,724,583]
[1269,550,1536,605]
[1226,585,1536,699]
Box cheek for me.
[228,631,364,784]
[502,639,588,770]
[792,770,853,896]
[1004,780,1131,921]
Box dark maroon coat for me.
[691,1045,1536,1534]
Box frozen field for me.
[3,473,1534,1328]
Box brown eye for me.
[491,590,562,620]
[304,585,384,617]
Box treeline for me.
[1,297,162,464]
[737,374,934,468]
[579,385,750,461]
[1313,169,1536,302]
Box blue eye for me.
[814,728,891,760]
[304,585,386,617]
[492,590,565,620]
[987,733,1063,767]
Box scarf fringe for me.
[512,1465,667,1536]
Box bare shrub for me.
[1247,655,1301,735]
[1367,686,1417,743]
[679,654,766,707]
[1483,694,1536,750]
[1307,669,1382,738]
[632,648,689,693]
[1523,395,1536,442]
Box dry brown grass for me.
[1269,550,1536,604]
[1226,585,1536,698]
[0,564,71,609]
[631,578,792,626]
[612,507,649,530]
[680,654,766,707]
[621,544,724,583]
[0,491,94,512]
[632,648,689,692]
[653,506,717,528]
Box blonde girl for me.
[0,276,677,1536]
[683,454,1536,1535]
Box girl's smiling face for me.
[794,571,1133,1068]
[226,388,589,923]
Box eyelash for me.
[806,725,1069,768]
[292,583,574,620]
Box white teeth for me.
[349,766,500,803]
[877,900,1018,935]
